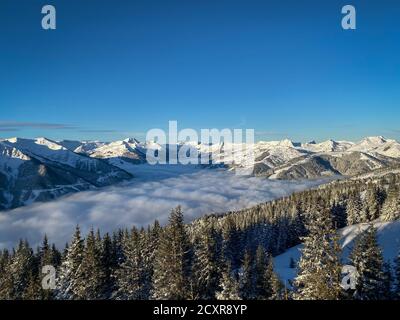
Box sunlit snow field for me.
[274,220,400,286]
[0,165,328,248]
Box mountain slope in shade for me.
[0,138,132,210]
[274,219,400,286]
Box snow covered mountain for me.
[347,136,400,158]
[85,138,147,171]
[0,137,132,210]
[240,136,400,179]
[1,135,400,210]
[68,135,400,179]
[301,139,354,153]
[58,139,106,154]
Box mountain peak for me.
[321,139,338,145]
[123,138,135,143]
[6,137,19,143]
[35,137,65,151]
[364,136,386,142]
[278,139,294,148]
[359,136,387,145]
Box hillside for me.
[274,219,400,286]
[0,138,132,209]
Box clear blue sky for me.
[1,0,399,142]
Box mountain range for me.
[1,135,400,210]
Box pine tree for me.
[254,246,271,299]
[191,221,221,299]
[39,235,52,266]
[221,216,243,270]
[75,229,105,299]
[152,206,192,300]
[253,246,284,300]
[346,193,364,225]
[100,233,116,298]
[115,227,145,300]
[270,268,285,300]
[51,244,62,267]
[293,209,343,300]
[331,201,347,229]
[39,235,60,300]
[9,240,35,299]
[216,263,241,300]
[140,221,162,299]
[364,185,384,221]
[382,261,393,300]
[111,229,125,267]
[381,183,400,222]
[22,272,42,300]
[350,226,385,300]
[56,226,84,300]
[266,254,285,300]
[240,250,255,299]
[290,204,307,240]
[0,249,14,299]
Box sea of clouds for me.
[0,166,326,249]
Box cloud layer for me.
[0,167,325,249]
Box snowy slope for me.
[248,137,400,179]
[348,136,400,158]
[274,220,400,285]
[348,136,388,152]
[57,140,84,152]
[2,137,133,177]
[3,137,99,169]
[0,137,132,210]
[301,140,354,153]
[89,139,145,161]
[0,141,31,178]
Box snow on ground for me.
[2,137,97,169]
[0,165,326,249]
[0,142,30,178]
[274,220,400,286]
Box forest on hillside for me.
[1,172,400,300]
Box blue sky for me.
[0,0,399,142]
